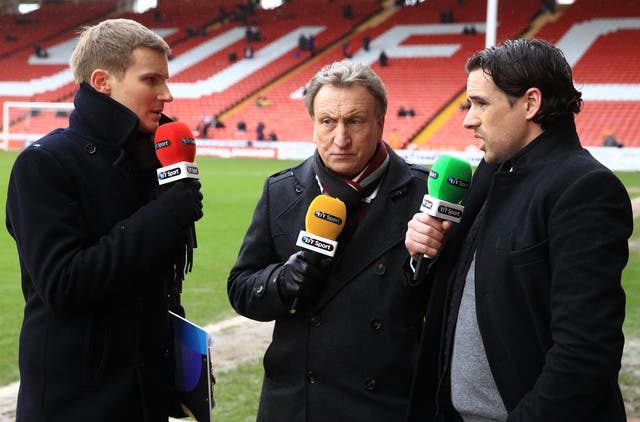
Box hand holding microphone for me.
[277,195,346,314]
[277,250,330,306]
[161,180,203,228]
[154,121,202,250]
[410,155,471,282]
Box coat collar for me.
[69,83,173,150]
[496,117,581,174]
[290,142,415,197]
[69,83,141,149]
[286,146,420,314]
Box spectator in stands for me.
[398,105,415,117]
[387,127,405,149]
[307,34,316,56]
[218,5,228,21]
[33,42,48,58]
[6,18,203,421]
[212,114,225,129]
[256,96,271,107]
[153,8,163,23]
[245,43,254,59]
[603,130,624,148]
[196,113,212,138]
[462,25,477,35]
[298,33,308,51]
[256,122,265,140]
[363,34,371,51]
[268,130,278,141]
[439,8,454,23]
[237,119,247,133]
[405,38,631,421]
[228,59,430,422]
[379,50,388,66]
[342,40,352,58]
[342,3,353,19]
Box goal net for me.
[2,101,74,150]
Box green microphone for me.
[413,154,472,281]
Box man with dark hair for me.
[405,38,631,421]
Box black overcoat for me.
[228,146,430,422]
[6,84,185,421]
[407,119,632,421]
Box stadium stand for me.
[0,0,639,150]
[429,0,640,149]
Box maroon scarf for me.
[313,141,390,230]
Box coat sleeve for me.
[5,143,185,313]
[227,178,292,321]
[507,166,631,421]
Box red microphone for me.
[154,121,200,249]
[154,121,200,185]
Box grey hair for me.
[70,18,170,84]
[304,60,388,118]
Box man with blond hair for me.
[6,19,202,421]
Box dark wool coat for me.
[228,146,430,422]
[6,84,186,422]
[406,119,632,421]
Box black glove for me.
[160,180,203,228]
[277,250,331,303]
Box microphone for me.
[154,121,200,250]
[290,195,347,314]
[412,154,472,282]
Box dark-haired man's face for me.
[463,69,536,164]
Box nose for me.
[333,122,350,148]
[462,108,478,130]
[160,83,173,103]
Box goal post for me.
[2,101,74,150]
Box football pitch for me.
[0,151,639,418]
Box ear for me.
[524,87,542,120]
[90,69,111,95]
[377,114,385,134]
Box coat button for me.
[307,372,318,384]
[370,319,383,330]
[85,143,97,154]
[364,377,376,391]
[255,284,265,296]
[310,317,321,327]
[375,263,385,275]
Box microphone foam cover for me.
[154,121,196,166]
[305,195,347,240]
[428,155,472,204]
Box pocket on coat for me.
[510,239,548,268]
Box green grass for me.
[213,360,263,421]
[1,151,640,419]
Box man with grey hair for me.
[6,18,203,421]
[228,59,429,421]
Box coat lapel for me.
[311,153,418,312]
[274,160,322,251]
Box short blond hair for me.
[70,18,170,84]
